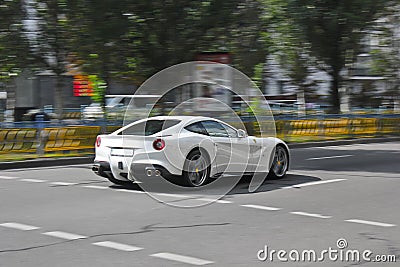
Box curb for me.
[0,137,399,170]
[288,136,400,149]
[0,157,94,170]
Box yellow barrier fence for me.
[0,128,37,154]
[0,118,399,154]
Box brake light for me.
[96,136,101,147]
[153,138,165,151]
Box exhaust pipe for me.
[146,169,153,176]
[92,164,100,173]
[145,167,161,177]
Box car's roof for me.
[120,116,220,130]
[145,116,214,123]
[113,116,224,135]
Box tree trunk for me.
[100,52,110,134]
[330,70,341,114]
[55,74,63,121]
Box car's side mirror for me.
[237,129,247,138]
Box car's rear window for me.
[120,119,180,136]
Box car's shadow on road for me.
[108,173,321,196]
[227,174,320,195]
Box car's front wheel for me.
[182,149,211,187]
[268,145,289,179]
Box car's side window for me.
[120,120,180,136]
[222,124,238,138]
[185,122,208,136]
[201,120,229,137]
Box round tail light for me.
[153,139,165,151]
[96,136,101,147]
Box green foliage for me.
[89,75,106,104]
[0,0,396,110]
[252,63,264,88]
[286,0,388,112]
[260,0,315,95]
[122,0,267,77]
[368,3,400,98]
[0,0,30,82]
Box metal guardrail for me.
[1,116,399,155]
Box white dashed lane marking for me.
[82,185,109,190]
[0,175,18,180]
[92,241,143,252]
[0,222,40,231]
[151,252,214,265]
[50,182,78,186]
[20,179,48,183]
[1,221,213,263]
[290,211,332,219]
[306,155,353,160]
[282,178,346,189]
[197,198,232,204]
[42,231,87,240]
[345,219,396,227]
[116,189,146,194]
[241,204,282,211]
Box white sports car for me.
[92,116,289,187]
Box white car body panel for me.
[94,116,289,182]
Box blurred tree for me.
[262,0,315,102]
[66,0,135,131]
[124,0,267,77]
[252,63,264,88]
[228,0,269,77]
[26,0,129,118]
[33,0,268,99]
[0,0,32,117]
[67,0,133,83]
[369,2,400,111]
[0,0,30,81]
[28,0,73,119]
[287,0,387,113]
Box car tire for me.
[268,145,289,179]
[181,149,211,187]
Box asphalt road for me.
[0,142,399,266]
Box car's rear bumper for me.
[127,163,179,186]
[92,161,113,179]
[93,160,175,182]
[130,163,174,180]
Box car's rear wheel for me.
[182,149,210,187]
[268,145,289,179]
